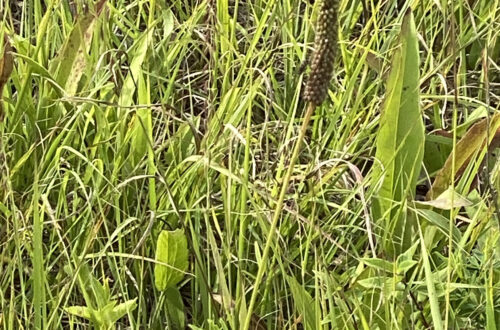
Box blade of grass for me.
[417,213,444,330]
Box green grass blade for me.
[417,216,444,330]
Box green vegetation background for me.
[0,0,499,329]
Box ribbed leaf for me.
[154,229,189,291]
[372,11,424,255]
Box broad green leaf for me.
[164,118,200,165]
[14,54,59,91]
[460,190,490,252]
[372,11,424,256]
[0,201,11,217]
[74,264,101,310]
[162,9,175,42]
[424,134,451,175]
[286,276,318,330]
[128,73,151,165]
[154,229,189,290]
[10,34,36,56]
[65,299,137,329]
[90,277,111,310]
[118,28,153,109]
[427,112,500,199]
[65,305,103,327]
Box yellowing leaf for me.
[427,112,500,200]
[50,0,107,95]
[418,186,472,210]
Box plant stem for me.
[242,102,317,330]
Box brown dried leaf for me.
[0,35,13,122]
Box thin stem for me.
[242,102,317,330]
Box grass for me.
[0,0,499,329]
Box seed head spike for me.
[304,0,339,105]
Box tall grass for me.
[0,0,499,329]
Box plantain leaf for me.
[122,10,175,165]
[372,11,425,256]
[154,229,189,291]
[396,241,419,264]
[397,260,418,274]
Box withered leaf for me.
[427,112,500,200]
[0,35,13,122]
